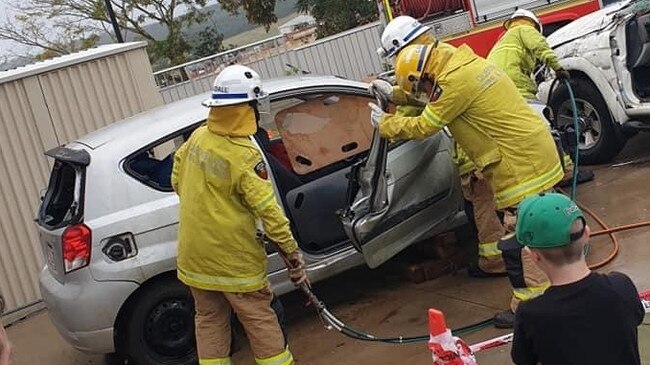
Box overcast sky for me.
[0,0,27,56]
[0,0,189,57]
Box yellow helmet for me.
[395,44,433,96]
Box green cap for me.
[515,193,585,248]
[498,193,586,251]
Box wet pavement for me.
[6,132,650,365]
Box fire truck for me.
[376,0,621,57]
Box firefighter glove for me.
[369,79,394,102]
[368,102,385,128]
[286,250,308,285]
[556,69,571,81]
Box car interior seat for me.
[129,152,173,190]
[254,128,303,195]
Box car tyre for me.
[122,278,197,365]
[549,77,626,164]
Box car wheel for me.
[549,77,626,164]
[122,278,197,365]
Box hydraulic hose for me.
[271,240,493,345]
[554,78,618,268]
[263,78,650,347]
[564,79,580,200]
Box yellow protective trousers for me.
[191,284,293,365]
[461,172,506,274]
[499,208,550,312]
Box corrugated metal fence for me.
[0,43,162,322]
[157,22,385,104]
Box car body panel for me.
[341,95,464,267]
[37,75,464,354]
[539,0,650,128]
[546,1,631,48]
[39,267,138,353]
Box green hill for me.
[141,0,298,41]
[224,12,299,46]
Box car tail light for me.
[62,224,91,273]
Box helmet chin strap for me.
[249,100,261,126]
[414,74,437,102]
[427,78,438,101]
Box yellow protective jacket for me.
[392,39,477,176]
[487,20,562,99]
[393,96,476,176]
[172,105,298,293]
[379,45,563,209]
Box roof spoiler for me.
[45,146,91,166]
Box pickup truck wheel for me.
[550,78,626,164]
[123,278,197,365]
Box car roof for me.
[74,75,368,151]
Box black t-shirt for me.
[512,272,644,365]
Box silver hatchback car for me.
[37,76,465,365]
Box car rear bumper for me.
[39,267,139,353]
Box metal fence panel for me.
[158,22,385,103]
[0,79,52,318]
[0,43,162,321]
[38,50,162,144]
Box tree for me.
[0,0,212,66]
[296,0,378,38]
[190,25,226,59]
[217,0,379,38]
[216,0,280,31]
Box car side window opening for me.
[126,126,199,191]
[256,92,375,254]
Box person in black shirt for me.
[499,193,645,365]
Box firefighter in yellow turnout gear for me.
[172,65,306,365]
[375,16,506,275]
[487,9,593,186]
[369,42,563,328]
[487,9,568,100]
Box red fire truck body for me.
[378,0,611,57]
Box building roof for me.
[0,41,147,85]
[279,14,316,31]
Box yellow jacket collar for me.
[508,18,537,30]
[429,44,477,79]
[423,42,458,80]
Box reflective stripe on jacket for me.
[379,44,563,209]
[172,108,298,292]
[487,21,562,99]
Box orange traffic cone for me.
[428,309,478,365]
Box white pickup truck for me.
[539,0,650,164]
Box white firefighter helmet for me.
[377,15,431,58]
[202,65,268,107]
[504,9,542,33]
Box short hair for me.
[534,219,585,266]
